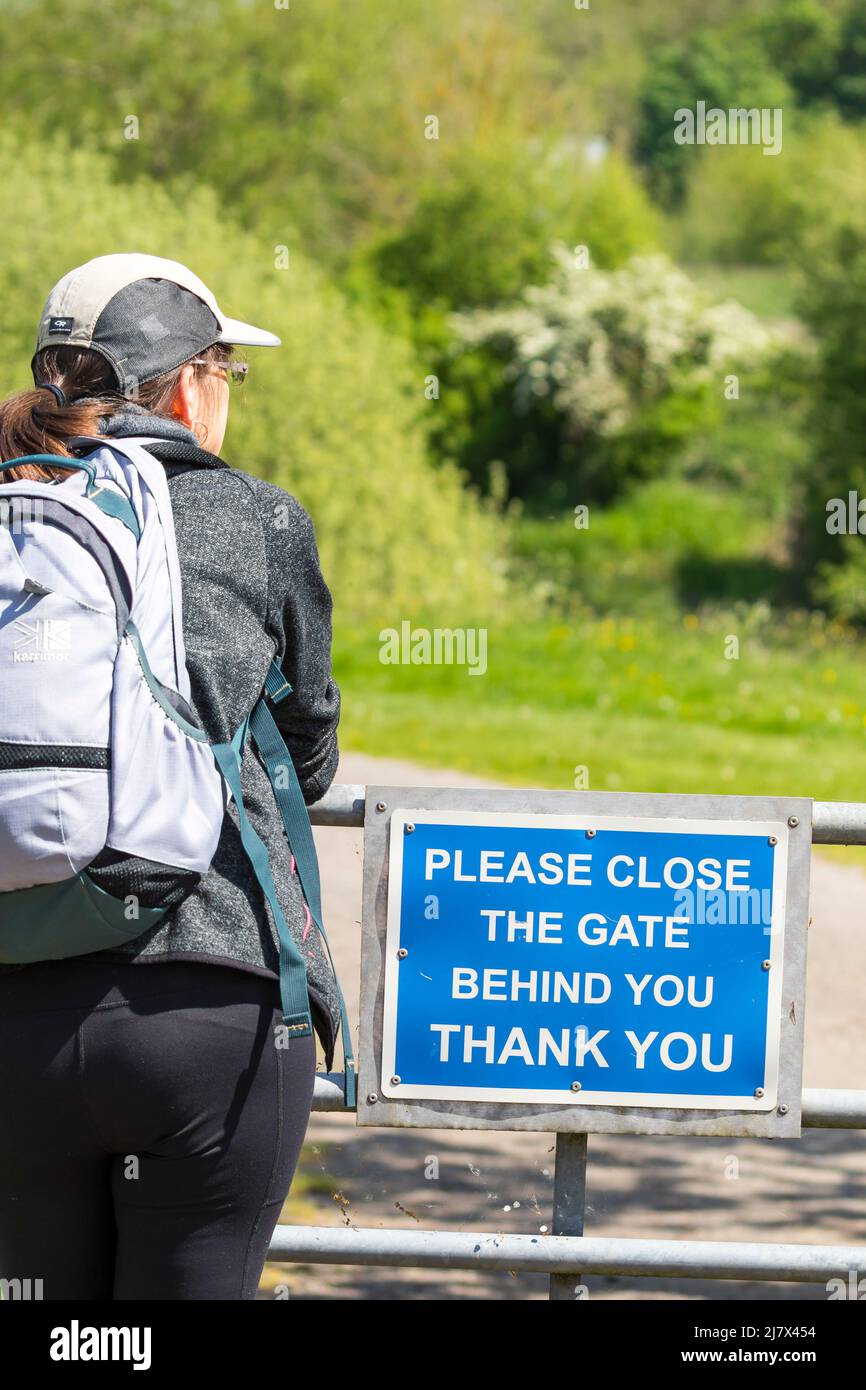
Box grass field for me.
[687,266,801,322]
[333,417,861,859]
[335,608,866,808]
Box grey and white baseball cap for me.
[32,252,281,390]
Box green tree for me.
[635,30,791,206]
[794,225,866,618]
[364,147,562,313]
[756,0,842,107]
[450,251,785,507]
[0,0,567,269]
[0,127,509,625]
[834,2,866,117]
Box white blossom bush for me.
[452,248,785,443]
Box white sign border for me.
[380,808,788,1112]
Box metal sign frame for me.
[357,787,811,1138]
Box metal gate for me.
[268,788,866,1299]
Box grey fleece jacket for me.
[0,407,344,1068]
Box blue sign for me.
[381,811,788,1110]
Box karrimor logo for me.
[49,1320,152,1371]
[12,618,70,662]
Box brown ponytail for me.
[0,342,233,482]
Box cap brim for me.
[217,315,281,348]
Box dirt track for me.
[275,751,866,1301]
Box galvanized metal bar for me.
[549,1133,588,1301]
[308,784,365,827]
[812,801,866,845]
[801,1088,866,1128]
[311,1074,866,1128]
[268,1225,866,1282]
[312,1073,350,1110]
[308,787,866,845]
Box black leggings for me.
[0,958,317,1300]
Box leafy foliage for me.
[3,0,866,628]
[451,250,787,504]
[363,145,663,314]
[0,128,508,624]
[634,29,790,206]
[794,223,866,619]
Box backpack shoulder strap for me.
[249,663,357,1110]
[73,435,193,696]
[210,715,315,1042]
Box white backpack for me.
[0,436,355,1102]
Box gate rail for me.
[267,789,866,1297]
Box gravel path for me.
[272,751,866,1301]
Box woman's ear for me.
[171,362,198,424]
